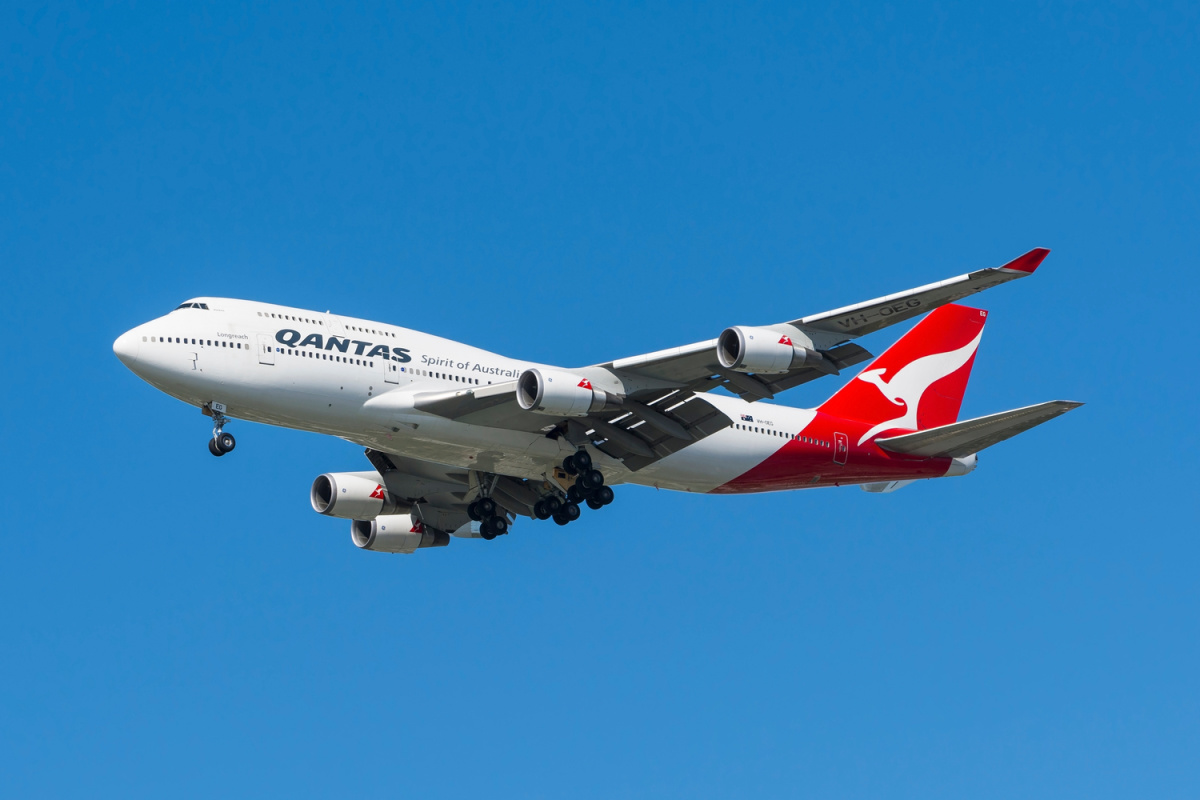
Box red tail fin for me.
[819,304,987,442]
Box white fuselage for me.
[113,298,833,493]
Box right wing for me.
[364,448,558,528]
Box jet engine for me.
[516,368,621,416]
[310,471,408,520]
[350,514,450,554]
[717,326,825,374]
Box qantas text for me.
[274,329,412,362]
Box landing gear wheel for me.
[567,484,586,505]
[490,516,509,535]
[586,497,603,510]
[480,520,498,540]
[562,502,581,522]
[563,454,578,475]
[545,496,563,515]
[553,513,570,526]
[594,485,615,506]
[216,432,236,453]
[467,501,482,522]
[208,438,225,457]
[578,469,604,491]
[534,501,552,520]
[476,498,497,518]
[572,450,592,472]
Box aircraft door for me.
[257,334,275,365]
[188,351,198,371]
[833,432,848,465]
[383,358,400,384]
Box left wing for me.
[600,248,1049,402]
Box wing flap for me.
[875,400,1082,458]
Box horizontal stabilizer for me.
[875,400,1082,458]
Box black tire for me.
[586,497,603,510]
[546,496,562,514]
[534,500,550,520]
[553,513,570,526]
[567,484,585,505]
[491,516,509,535]
[578,471,597,491]
[595,485,615,506]
[563,454,578,475]
[563,502,581,521]
[573,450,592,472]
[477,497,497,518]
[586,468,604,486]
[217,432,236,453]
[208,438,224,457]
[480,520,497,540]
[467,501,482,522]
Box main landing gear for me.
[206,405,236,457]
[467,495,510,540]
[532,450,615,526]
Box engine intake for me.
[516,368,621,417]
[311,471,408,520]
[717,326,824,374]
[350,514,450,554]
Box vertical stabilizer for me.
[819,304,988,444]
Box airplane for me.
[113,248,1081,554]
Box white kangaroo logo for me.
[856,328,984,445]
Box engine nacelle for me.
[516,368,621,417]
[311,471,408,520]
[717,326,824,374]
[350,514,450,554]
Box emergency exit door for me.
[833,432,848,465]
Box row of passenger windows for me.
[255,310,398,339]
[733,423,829,448]
[408,368,481,385]
[347,323,395,338]
[260,311,323,325]
[147,335,242,349]
[273,346,376,368]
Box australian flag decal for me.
[740,414,754,422]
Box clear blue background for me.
[2,3,1197,797]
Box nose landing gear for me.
[205,403,236,457]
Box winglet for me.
[1000,247,1050,274]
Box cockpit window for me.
[174,302,210,310]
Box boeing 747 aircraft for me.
[114,249,1080,554]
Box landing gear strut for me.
[207,405,236,457]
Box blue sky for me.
[2,2,1198,797]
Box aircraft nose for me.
[113,328,141,367]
